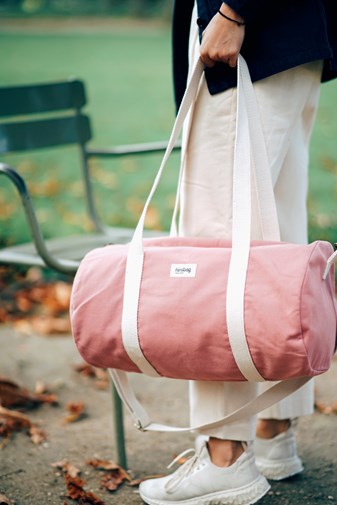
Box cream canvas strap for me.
[108,369,310,432]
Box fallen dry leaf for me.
[86,458,132,493]
[0,267,72,335]
[86,458,124,472]
[63,402,86,423]
[0,494,14,505]
[29,425,47,445]
[74,363,97,378]
[51,459,81,478]
[74,363,109,390]
[65,474,87,500]
[0,377,58,409]
[0,405,32,427]
[14,315,71,336]
[100,470,129,492]
[0,405,47,447]
[65,474,106,504]
[0,405,32,447]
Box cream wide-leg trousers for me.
[180,8,323,441]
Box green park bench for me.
[0,78,180,468]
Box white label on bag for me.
[170,264,197,278]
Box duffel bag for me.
[70,56,337,432]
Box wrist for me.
[219,2,245,25]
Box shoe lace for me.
[164,448,202,493]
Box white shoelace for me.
[165,448,203,494]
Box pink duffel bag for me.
[70,56,337,391]
[70,236,336,382]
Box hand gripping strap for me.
[109,369,310,433]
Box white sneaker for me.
[254,428,303,481]
[139,442,270,505]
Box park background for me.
[0,4,336,505]
[0,0,336,253]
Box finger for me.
[228,56,238,68]
[200,53,216,68]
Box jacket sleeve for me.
[172,0,195,111]
[222,0,276,22]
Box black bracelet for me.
[218,9,245,26]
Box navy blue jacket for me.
[173,0,337,109]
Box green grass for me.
[0,19,336,247]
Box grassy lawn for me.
[0,18,336,247]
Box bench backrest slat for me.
[0,80,86,117]
[0,115,92,153]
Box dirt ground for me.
[0,325,336,505]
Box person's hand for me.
[200,2,245,68]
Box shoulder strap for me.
[108,369,310,432]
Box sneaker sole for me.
[255,456,303,481]
[139,473,270,505]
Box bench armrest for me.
[85,140,181,158]
[0,163,79,274]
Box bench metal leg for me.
[110,381,127,469]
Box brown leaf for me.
[86,459,131,493]
[0,494,14,505]
[0,405,32,447]
[0,405,32,428]
[63,402,86,423]
[0,377,58,409]
[64,474,106,505]
[100,471,127,492]
[65,474,87,500]
[15,292,33,313]
[90,459,131,479]
[0,377,41,409]
[0,406,48,447]
[29,425,47,445]
[51,459,81,478]
[86,458,122,472]
[0,269,72,335]
[74,364,109,390]
[74,363,97,378]
[26,315,71,336]
[53,282,72,311]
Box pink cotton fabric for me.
[70,237,337,382]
